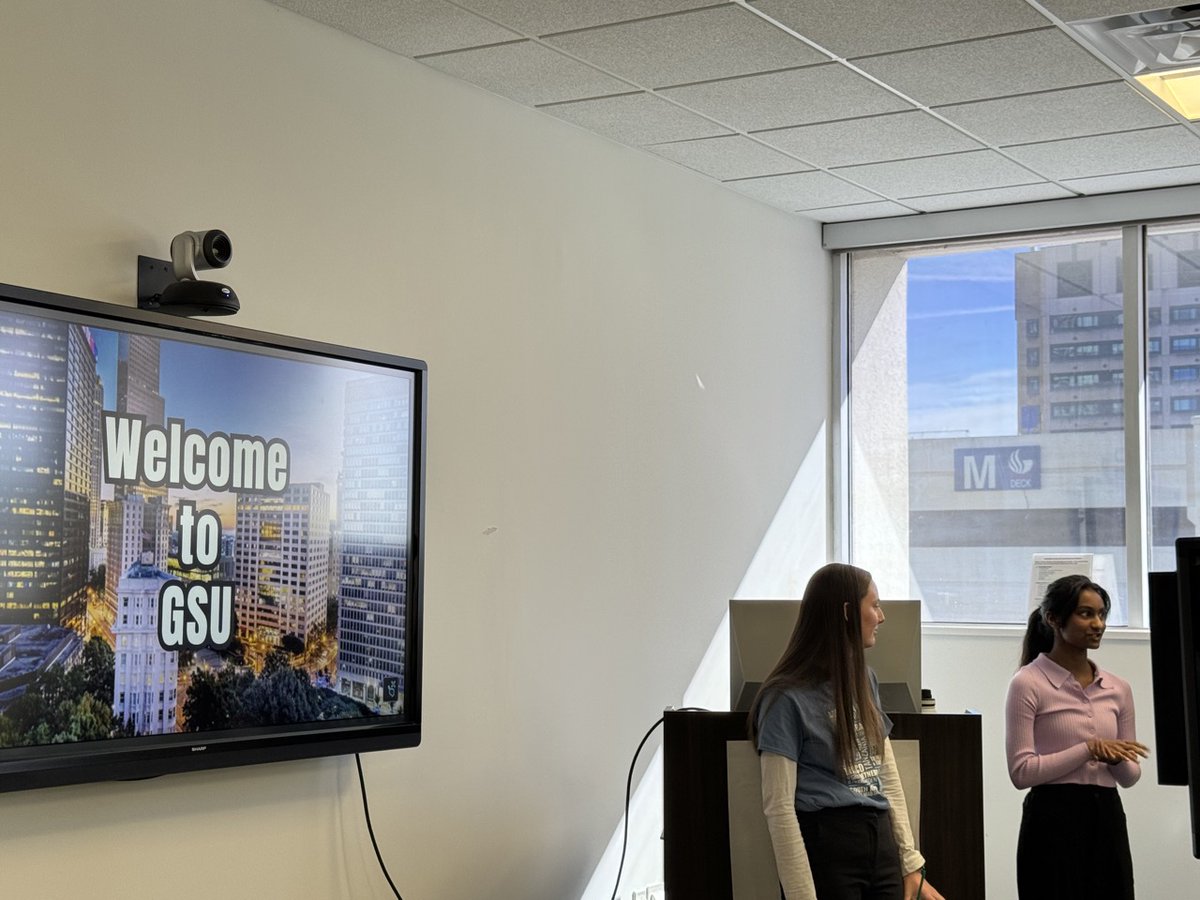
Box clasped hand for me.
[1087,738,1150,763]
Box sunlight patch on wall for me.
[579,426,828,899]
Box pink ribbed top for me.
[1004,653,1141,790]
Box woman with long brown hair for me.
[749,563,942,899]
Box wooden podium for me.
[663,709,985,898]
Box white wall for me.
[0,2,830,898]
[924,629,1200,897]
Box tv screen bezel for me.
[1147,570,1189,787]
[1172,538,1200,859]
[0,281,425,793]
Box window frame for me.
[833,223,1153,628]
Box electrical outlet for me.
[646,883,665,900]
[632,890,648,900]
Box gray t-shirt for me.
[755,669,893,813]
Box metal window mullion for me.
[831,251,851,564]
[1122,224,1149,627]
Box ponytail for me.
[1019,607,1053,667]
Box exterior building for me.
[104,333,169,612]
[907,429,1191,622]
[89,372,106,569]
[0,312,97,624]
[111,556,178,735]
[60,325,100,626]
[1015,231,1200,433]
[219,532,236,583]
[106,493,170,618]
[0,624,82,714]
[336,375,410,710]
[234,482,331,646]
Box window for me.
[1051,342,1096,358]
[1050,341,1122,359]
[1171,336,1200,353]
[1050,311,1121,331]
[1051,400,1123,418]
[1050,371,1115,389]
[1148,226,1200,576]
[847,222,1200,628]
[849,231,1128,624]
[1056,259,1094,297]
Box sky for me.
[905,247,1029,438]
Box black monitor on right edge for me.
[1163,538,1200,859]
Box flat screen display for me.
[1147,570,1188,786]
[1172,538,1200,859]
[0,282,424,792]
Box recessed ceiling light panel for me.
[1069,4,1200,119]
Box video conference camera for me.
[137,229,240,317]
[172,229,233,278]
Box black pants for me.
[1017,784,1134,900]
[782,805,903,900]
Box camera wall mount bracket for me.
[136,255,175,310]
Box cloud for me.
[908,303,1012,320]
[908,368,1017,437]
[907,273,1013,283]
[906,247,1026,284]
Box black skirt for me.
[1017,783,1134,900]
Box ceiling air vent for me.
[1069,4,1200,119]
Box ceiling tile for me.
[1004,126,1200,181]
[935,82,1179,146]
[270,0,520,56]
[544,5,826,88]
[649,135,810,180]
[854,28,1118,107]
[903,183,1075,213]
[1062,166,1200,195]
[751,0,1050,57]
[420,41,633,105]
[455,0,716,36]
[1036,1,1141,23]
[724,171,883,210]
[835,149,1041,196]
[540,93,732,145]
[797,200,918,221]
[755,110,982,167]
[660,63,913,132]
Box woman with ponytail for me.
[749,563,943,900]
[1005,574,1148,899]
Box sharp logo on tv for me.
[0,283,425,790]
[954,445,1041,491]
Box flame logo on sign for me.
[1008,449,1034,475]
